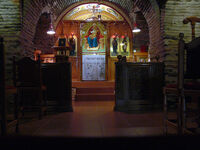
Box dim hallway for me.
[7,101,172,137]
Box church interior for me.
[1,0,200,148]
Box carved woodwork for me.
[114,62,164,113]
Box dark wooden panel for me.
[128,64,149,100]
[42,62,73,112]
[0,37,7,135]
[115,63,124,99]
[114,62,164,113]
[185,37,200,79]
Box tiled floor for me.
[10,101,168,137]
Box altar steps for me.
[75,87,115,101]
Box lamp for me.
[47,13,55,35]
[132,23,141,33]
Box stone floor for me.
[8,100,173,137]
[4,101,200,149]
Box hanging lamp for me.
[132,23,141,33]
[47,13,55,35]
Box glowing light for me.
[47,14,55,35]
[132,23,141,33]
[47,29,55,35]
[132,27,141,33]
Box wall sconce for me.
[47,13,55,35]
[132,23,141,33]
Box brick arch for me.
[20,0,81,58]
[132,0,164,60]
[20,0,163,60]
[54,1,133,31]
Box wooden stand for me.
[114,62,164,113]
[42,62,73,112]
[53,46,70,63]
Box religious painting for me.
[120,35,130,56]
[55,35,69,47]
[81,22,107,54]
[58,38,67,47]
[110,36,120,57]
[68,34,77,56]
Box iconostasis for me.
[109,22,132,57]
[54,20,132,81]
[108,22,132,81]
[35,3,135,81]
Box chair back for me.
[185,37,200,79]
[13,56,42,87]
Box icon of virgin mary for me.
[86,25,103,48]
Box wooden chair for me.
[0,37,19,135]
[163,32,200,135]
[13,55,47,120]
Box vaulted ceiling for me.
[39,0,134,17]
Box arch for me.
[54,1,133,30]
[20,0,163,60]
[132,0,164,60]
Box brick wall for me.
[33,12,54,54]
[164,0,200,84]
[132,0,163,60]
[133,11,149,51]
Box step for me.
[76,87,115,94]
[72,81,115,88]
[75,93,115,101]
